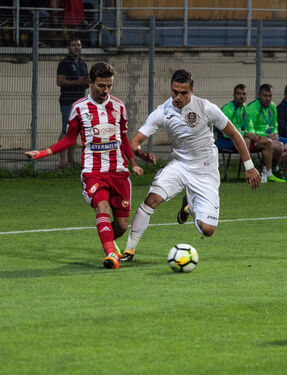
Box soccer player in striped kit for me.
[25,62,143,269]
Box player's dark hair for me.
[233,83,247,94]
[259,83,273,93]
[171,70,194,89]
[89,62,116,82]
[284,85,287,95]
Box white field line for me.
[1,216,287,235]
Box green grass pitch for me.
[0,175,287,375]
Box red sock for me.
[96,213,115,256]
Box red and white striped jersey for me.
[67,94,130,174]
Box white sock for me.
[267,169,272,178]
[126,202,154,250]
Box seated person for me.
[216,84,284,183]
[248,83,287,181]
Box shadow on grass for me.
[0,261,99,279]
[259,340,287,346]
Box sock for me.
[96,213,115,256]
[267,169,272,178]
[126,202,154,250]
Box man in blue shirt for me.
[57,37,89,167]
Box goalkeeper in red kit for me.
[25,62,143,270]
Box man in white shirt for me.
[120,69,261,262]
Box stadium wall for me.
[1,49,287,164]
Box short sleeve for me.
[137,107,165,137]
[206,101,229,131]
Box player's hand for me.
[142,152,157,164]
[24,150,40,159]
[132,165,144,176]
[24,149,51,160]
[246,168,261,190]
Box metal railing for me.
[1,1,287,48]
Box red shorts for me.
[81,171,131,217]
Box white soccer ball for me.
[167,243,199,273]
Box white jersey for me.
[138,96,228,167]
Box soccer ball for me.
[167,244,199,273]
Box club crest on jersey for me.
[121,200,129,208]
[86,113,93,121]
[89,183,98,194]
[111,110,120,122]
[184,112,198,128]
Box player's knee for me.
[197,220,216,237]
[144,193,163,209]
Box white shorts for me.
[149,158,220,227]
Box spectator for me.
[217,84,284,182]
[62,0,85,27]
[25,62,143,270]
[248,83,287,180]
[277,85,287,140]
[56,37,89,167]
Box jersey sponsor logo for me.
[121,200,129,208]
[89,183,99,194]
[90,141,118,153]
[91,123,116,138]
[86,113,93,121]
[185,112,198,128]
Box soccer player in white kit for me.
[120,69,261,262]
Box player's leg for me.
[254,137,283,182]
[121,161,185,262]
[92,192,120,269]
[177,138,233,225]
[111,216,130,257]
[186,169,220,237]
[120,193,163,262]
[270,139,286,181]
[177,194,190,224]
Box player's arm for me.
[130,131,157,164]
[222,121,261,190]
[121,132,143,176]
[24,118,79,160]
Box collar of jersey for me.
[88,94,110,106]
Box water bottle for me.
[261,166,267,183]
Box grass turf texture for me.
[0,176,287,375]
